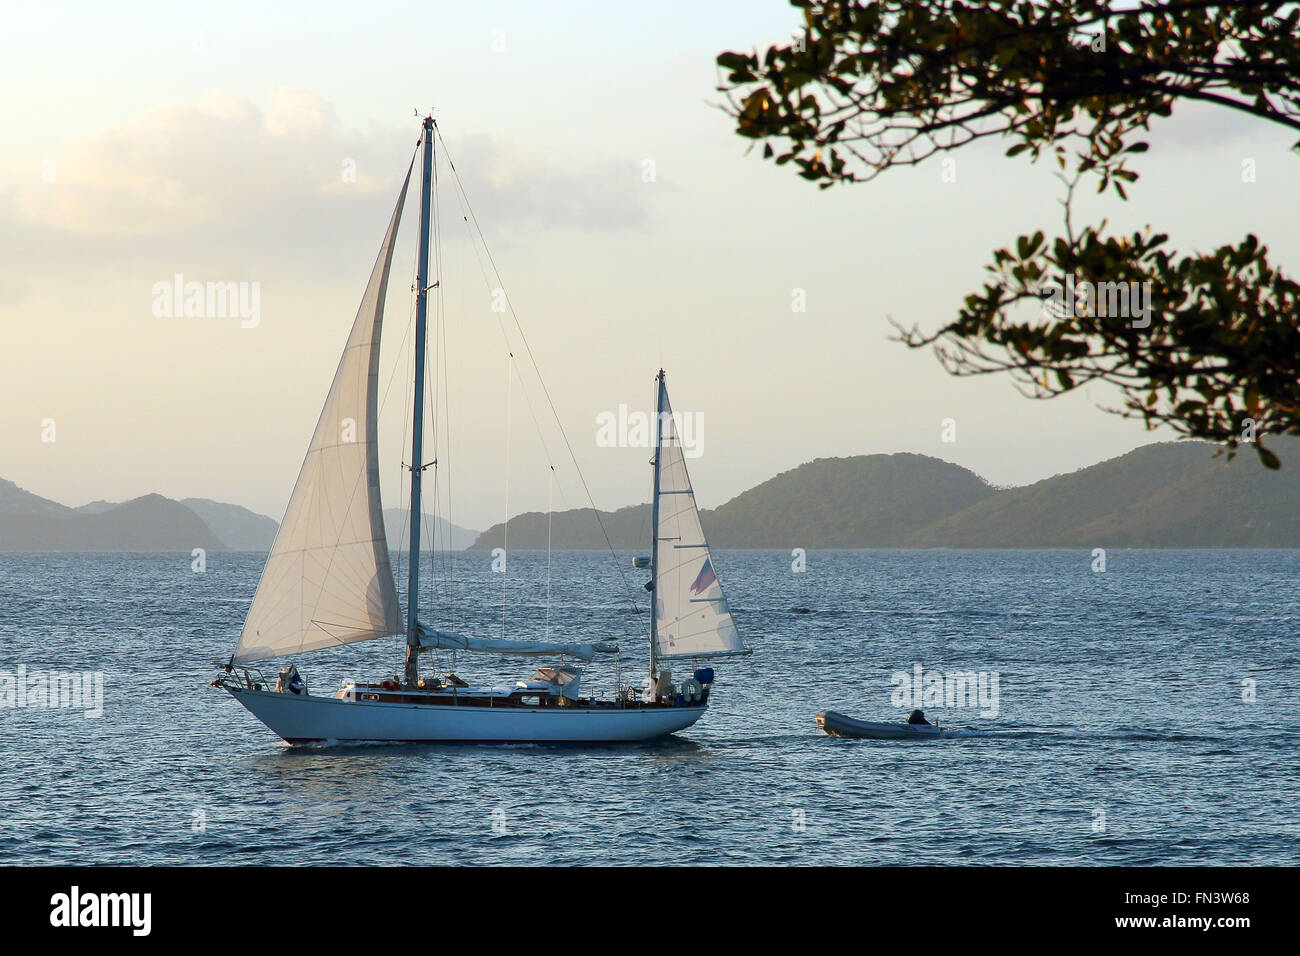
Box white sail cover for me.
[652,385,748,661]
[234,169,412,663]
[417,626,618,662]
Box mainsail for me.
[233,166,412,664]
[652,381,748,661]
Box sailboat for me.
[212,115,750,743]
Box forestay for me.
[233,166,412,664]
[652,384,748,661]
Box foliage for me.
[717,0,1300,464]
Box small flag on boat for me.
[689,558,717,595]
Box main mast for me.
[648,368,666,689]
[404,114,435,687]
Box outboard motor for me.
[275,664,306,695]
[694,667,715,703]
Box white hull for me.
[226,686,707,744]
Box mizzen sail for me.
[652,383,748,661]
[234,167,412,664]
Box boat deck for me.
[343,682,695,710]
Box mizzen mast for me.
[648,368,666,688]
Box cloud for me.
[11,90,400,240]
[3,89,650,256]
[448,133,651,235]
[1146,98,1286,150]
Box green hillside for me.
[469,442,1300,549]
[913,440,1300,547]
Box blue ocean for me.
[1,549,1296,865]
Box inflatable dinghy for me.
[816,710,943,739]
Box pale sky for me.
[2,1,1297,531]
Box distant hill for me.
[0,477,482,552]
[0,478,72,518]
[471,442,1300,549]
[704,453,995,547]
[911,440,1300,547]
[471,454,993,550]
[181,498,279,550]
[383,509,479,552]
[0,486,227,551]
[4,439,1298,550]
[471,503,651,551]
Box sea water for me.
[0,549,1295,865]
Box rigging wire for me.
[436,149,621,640]
[501,351,513,639]
[545,464,554,640]
[418,126,450,677]
[433,124,643,623]
[433,134,456,635]
[426,123,446,634]
[451,190,627,639]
